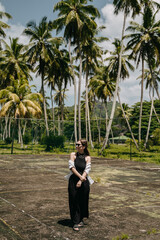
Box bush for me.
[23,134,32,144]
[41,134,65,151]
[5,137,12,144]
[152,128,160,145]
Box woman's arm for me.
[76,156,91,188]
[69,152,86,182]
[82,156,91,178]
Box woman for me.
[68,139,92,231]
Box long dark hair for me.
[80,139,90,156]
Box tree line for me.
[0,0,160,152]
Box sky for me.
[0,0,159,107]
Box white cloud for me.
[119,74,150,107]
[5,24,30,45]
[96,3,153,106]
[0,3,5,12]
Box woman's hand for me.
[76,180,82,188]
[80,175,86,182]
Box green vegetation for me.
[0,140,159,165]
[147,228,160,235]
[112,233,129,240]
[41,134,65,151]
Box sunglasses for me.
[76,143,82,147]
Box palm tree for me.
[23,17,62,136]
[54,83,68,135]
[126,6,160,145]
[89,66,116,144]
[46,47,73,135]
[0,80,43,147]
[144,71,154,149]
[103,38,138,149]
[79,28,107,147]
[53,0,100,140]
[101,0,141,151]
[0,37,32,87]
[0,11,12,46]
[138,67,160,148]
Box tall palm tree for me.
[0,37,32,87]
[103,38,138,149]
[89,66,116,144]
[54,83,68,135]
[101,0,141,151]
[46,47,73,135]
[126,7,160,145]
[79,28,107,147]
[53,0,100,141]
[0,11,12,46]
[144,71,154,149]
[0,80,43,147]
[138,67,160,148]
[24,17,62,136]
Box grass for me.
[147,228,160,235]
[0,140,159,165]
[112,233,129,240]
[0,218,22,240]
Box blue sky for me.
[0,0,108,25]
[0,0,156,107]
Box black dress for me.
[68,153,90,225]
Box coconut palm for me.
[144,70,155,149]
[0,80,43,147]
[101,0,141,151]
[89,66,116,144]
[54,82,68,135]
[126,7,160,145]
[53,0,100,140]
[0,11,12,47]
[24,17,62,136]
[77,28,107,146]
[46,47,73,135]
[138,67,160,148]
[0,37,32,87]
[102,38,138,149]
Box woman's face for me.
[76,141,85,152]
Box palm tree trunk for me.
[18,118,21,143]
[139,57,144,146]
[6,116,8,138]
[96,116,101,144]
[58,113,61,136]
[9,117,11,138]
[101,11,127,152]
[43,93,49,136]
[41,65,49,136]
[87,105,94,148]
[50,86,55,135]
[144,87,154,149]
[118,92,139,149]
[18,118,23,148]
[78,42,82,140]
[155,87,160,100]
[69,39,77,142]
[153,105,160,124]
[85,67,89,141]
[110,128,114,144]
[61,89,65,136]
[104,103,109,136]
[3,116,8,139]
[1,122,3,140]
[23,120,27,136]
